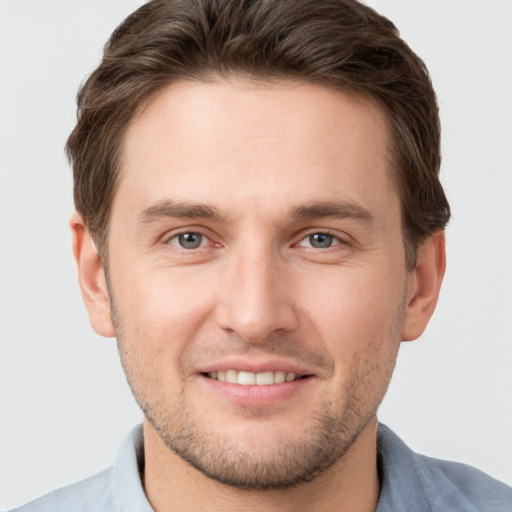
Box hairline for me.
[94,74,416,271]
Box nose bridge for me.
[216,237,297,343]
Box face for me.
[100,80,412,488]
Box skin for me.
[72,80,445,512]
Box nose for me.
[215,243,299,344]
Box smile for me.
[206,370,304,385]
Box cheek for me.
[300,266,404,337]
[297,265,405,388]
[111,269,220,409]
[111,264,219,358]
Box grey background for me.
[1,0,511,508]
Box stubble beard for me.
[110,289,404,491]
[143,392,373,490]
[115,336,400,491]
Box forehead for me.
[115,79,396,221]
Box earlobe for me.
[401,230,446,341]
[70,213,116,338]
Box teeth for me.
[226,369,237,384]
[238,371,256,385]
[274,371,286,384]
[209,370,299,385]
[256,371,273,385]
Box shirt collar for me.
[112,423,467,512]
[113,424,154,512]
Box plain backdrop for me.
[1,0,511,509]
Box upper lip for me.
[197,358,315,377]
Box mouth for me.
[198,365,316,406]
[202,370,310,385]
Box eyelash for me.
[295,231,347,250]
[166,231,213,250]
[164,229,349,252]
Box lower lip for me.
[199,375,314,407]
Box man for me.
[10,0,512,510]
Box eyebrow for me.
[291,201,374,224]
[137,200,228,225]
[137,199,374,226]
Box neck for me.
[143,417,380,512]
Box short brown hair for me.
[66,0,450,269]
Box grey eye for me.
[176,232,204,249]
[308,233,334,248]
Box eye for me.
[298,233,341,249]
[169,232,207,249]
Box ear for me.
[401,230,446,341]
[70,212,115,337]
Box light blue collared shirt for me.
[10,424,512,511]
